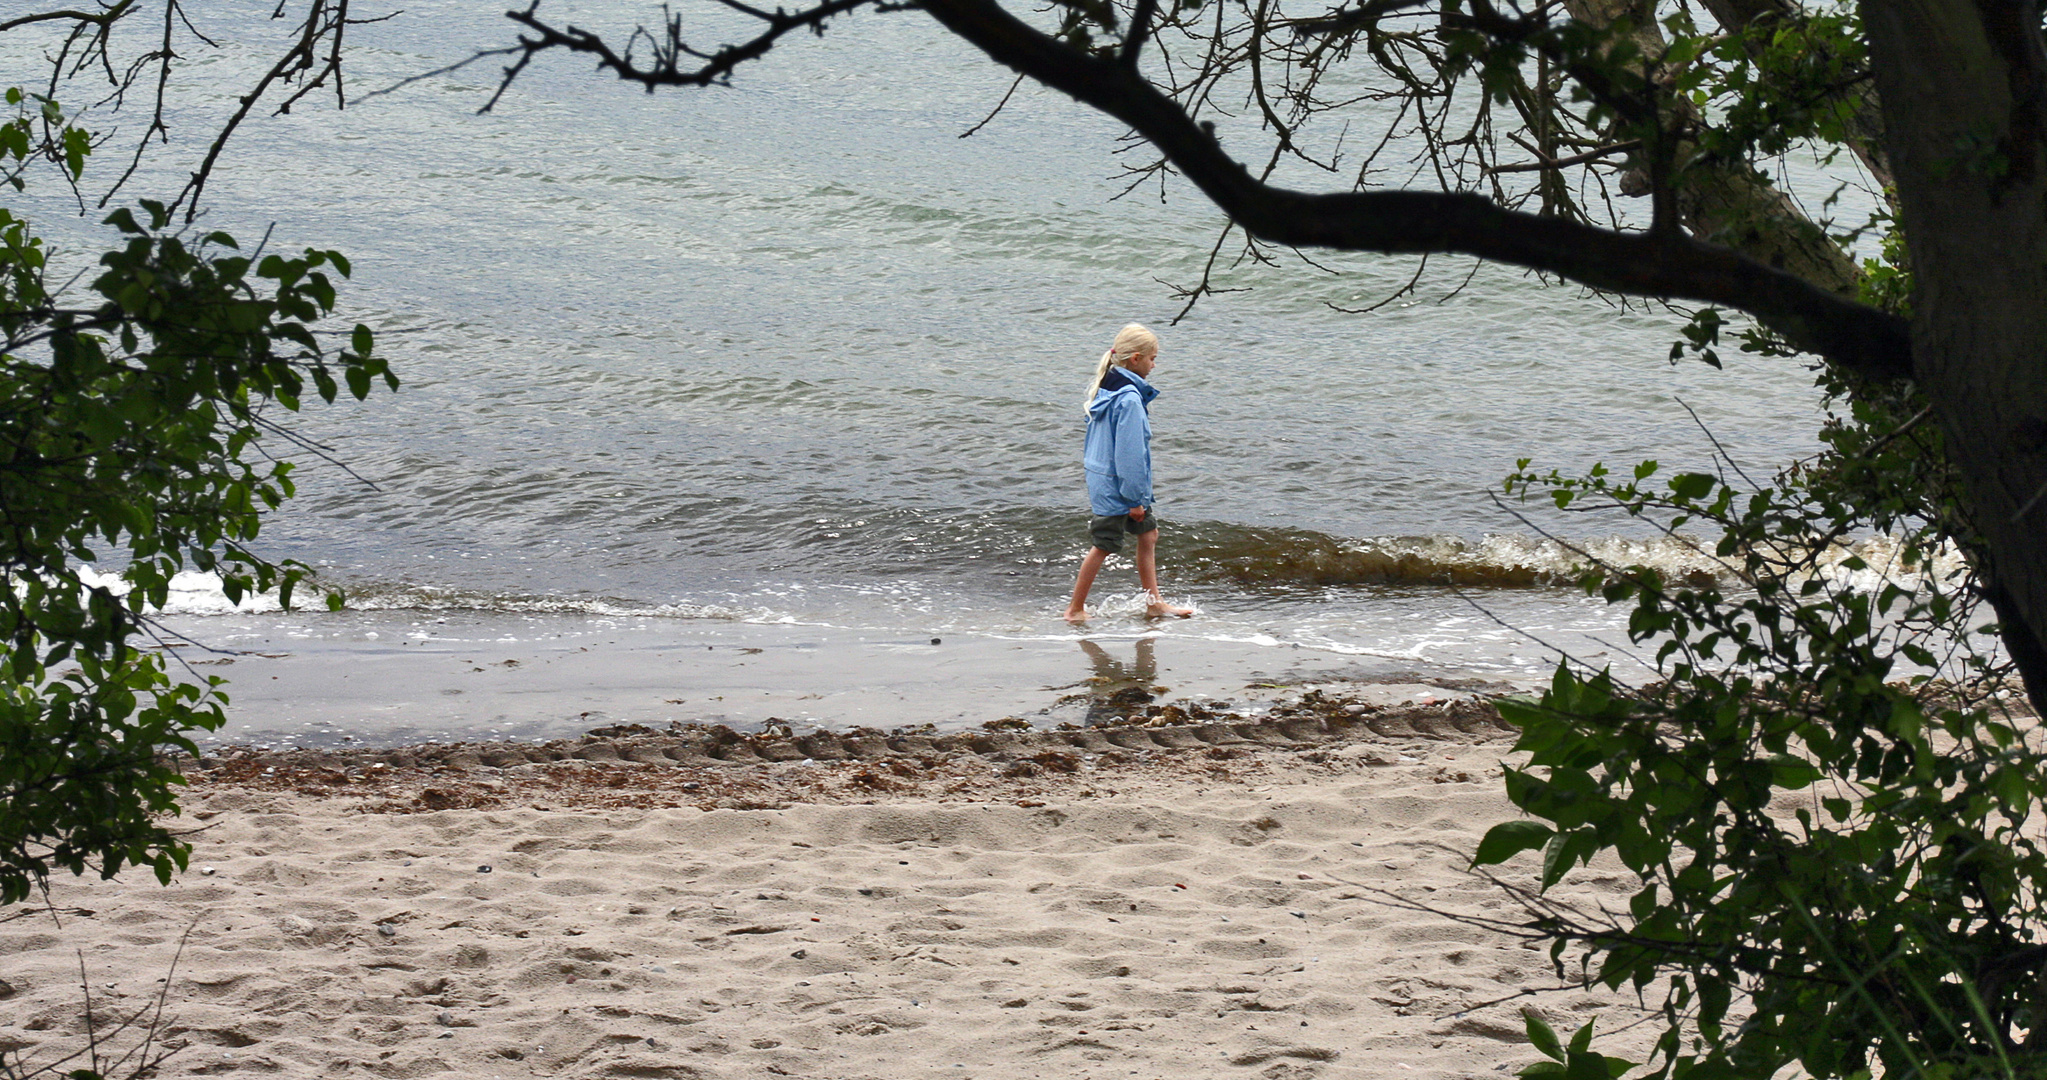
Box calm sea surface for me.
[7,1,1842,742]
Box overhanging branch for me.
[916,0,1914,381]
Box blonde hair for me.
[1081,323,1159,413]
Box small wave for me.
[1805,534,1972,593]
[1178,528,1965,592]
[1178,530,1707,588]
[336,580,755,620]
[86,529,1969,620]
[78,569,768,622]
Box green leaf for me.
[1541,827,1600,890]
[1767,755,1822,790]
[312,366,339,404]
[1561,1053,1612,1080]
[1475,820,1556,867]
[1493,694,1551,731]
[1524,1009,1566,1062]
[1565,1018,1596,1057]
[1667,472,1716,500]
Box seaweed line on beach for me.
[175,689,1517,814]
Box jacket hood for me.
[1087,367,1158,419]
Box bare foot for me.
[1063,606,1091,624]
[1146,602,1195,619]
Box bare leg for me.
[1065,547,1111,622]
[1136,530,1194,618]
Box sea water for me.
[4,0,1849,746]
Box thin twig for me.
[1675,396,1762,493]
[958,72,1026,138]
[1327,254,1429,314]
[360,46,521,101]
[1492,135,1641,173]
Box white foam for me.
[1354,531,1974,595]
[76,568,286,614]
[90,569,774,622]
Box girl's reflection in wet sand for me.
[1077,636,1158,725]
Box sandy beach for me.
[0,692,1655,1080]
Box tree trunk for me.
[1862,0,2047,711]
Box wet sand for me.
[154,610,1561,750]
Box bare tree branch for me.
[912,0,1911,380]
[0,3,136,34]
[1287,0,1438,38]
[483,0,1909,380]
[172,0,354,220]
[487,0,880,111]
[1491,137,1641,173]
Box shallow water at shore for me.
[165,579,1647,749]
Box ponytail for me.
[1081,349,1117,414]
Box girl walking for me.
[1064,324,1196,623]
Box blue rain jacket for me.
[1082,367,1158,515]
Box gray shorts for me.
[1088,509,1157,554]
